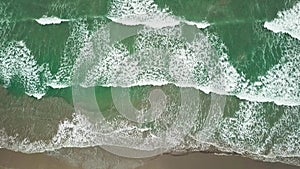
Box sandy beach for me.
[0,148,299,169]
[137,153,300,169]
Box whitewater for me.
[0,0,300,167]
[1,22,299,106]
[1,0,299,106]
[264,2,300,40]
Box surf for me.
[264,2,300,40]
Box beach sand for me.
[0,149,81,169]
[137,153,300,169]
[0,148,299,169]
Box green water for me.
[0,0,299,166]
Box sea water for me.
[0,0,299,167]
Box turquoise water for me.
[0,0,299,166]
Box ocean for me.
[0,0,299,168]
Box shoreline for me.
[0,148,299,169]
[138,152,300,169]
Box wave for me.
[218,101,300,161]
[239,23,300,106]
[0,0,299,104]
[107,0,179,28]
[0,41,48,99]
[75,23,243,94]
[0,94,299,165]
[107,0,210,29]
[0,0,299,166]
[1,19,299,105]
[0,20,90,98]
[264,2,300,40]
[73,22,300,106]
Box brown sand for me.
[0,149,81,169]
[138,153,300,169]
[0,149,299,169]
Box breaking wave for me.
[0,20,299,106]
[107,0,179,28]
[0,93,299,165]
[0,0,299,167]
[73,22,300,106]
[264,2,300,40]
[0,20,90,98]
[107,0,210,29]
[0,41,48,99]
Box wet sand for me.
[137,153,300,169]
[0,148,299,169]
[0,149,81,169]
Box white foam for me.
[0,41,47,99]
[217,101,300,162]
[263,106,300,158]
[0,112,173,153]
[1,17,299,106]
[1,104,299,165]
[107,0,211,29]
[26,92,45,99]
[78,25,234,90]
[183,20,210,29]
[237,25,300,106]
[107,0,181,28]
[74,22,300,106]
[218,102,270,154]
[47,83,69,89]
[264,2,300,40]
[108,15,180,29]
[35,15,70,25]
